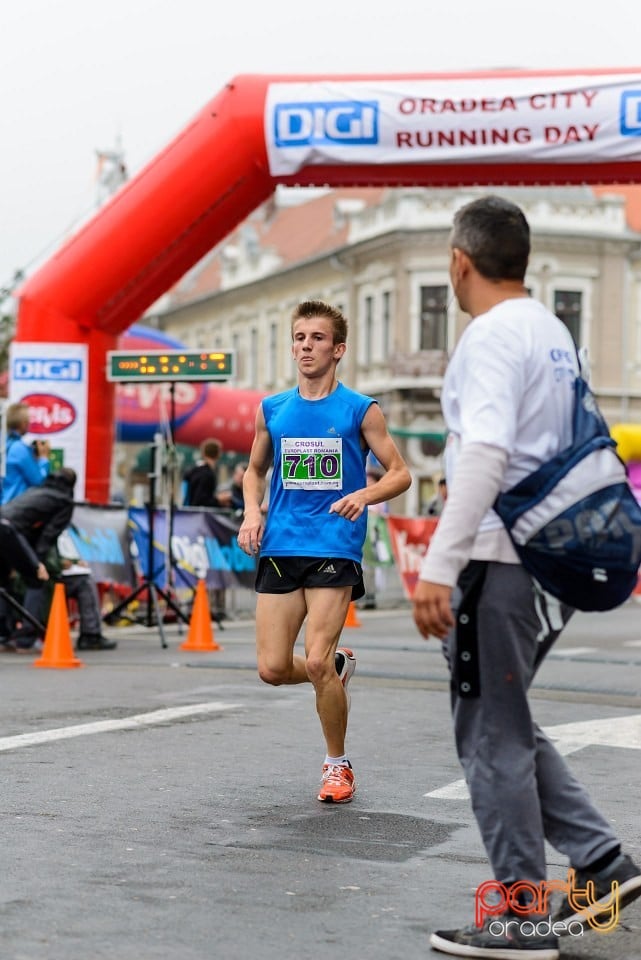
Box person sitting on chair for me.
[57,528,117,651]
[1,467,77,650]
[0,518,49,652]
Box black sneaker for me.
[11,626,39,650]
[77,634,118,651]
[552,852,641,931]
[430,916,559,958]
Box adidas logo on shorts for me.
[324,563,337,574]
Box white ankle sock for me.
[325,754,350,767]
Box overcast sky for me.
[1,0,639,298]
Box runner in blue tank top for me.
[238,300,411,804]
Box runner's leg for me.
[255,589,309,685]
[304,585,352,757]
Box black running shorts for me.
[255,556,365,601]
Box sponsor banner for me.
[387,515,439,599]
[114,323,263,451]
[117,381,209,439]
[265,73,641,176]
[8,342,88,498]
[66,504,135,586]
[55,507,442,597]
[128,507,256,591]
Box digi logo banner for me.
[266,75,641,176]
[621,90,641,136]
[274,101,379,147]
[12,357,83,381]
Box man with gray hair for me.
[413,195,641,957]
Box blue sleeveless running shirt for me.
[260,382,376,562]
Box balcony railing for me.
[389,350,448,378]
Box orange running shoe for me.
[317,763,356,803]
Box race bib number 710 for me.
[281,437,343,490]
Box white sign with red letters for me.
[265,72,641,175]
[8,341,88,499]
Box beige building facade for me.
[150,185,641,514]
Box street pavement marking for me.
[425,713,641,800]
[545,713,641,749]
[548,646,596,657]
[0,702,242,753]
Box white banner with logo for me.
[265,72,641,176]
[8,342,88,498]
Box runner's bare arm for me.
[238,406,272,555]
[329,403,411,520]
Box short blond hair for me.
[5,402,30,433]
[291,300,348,345]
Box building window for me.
[554,290,582,344]
[419,285,448,350]
[363,295,374,366]
[248,327,258,386]
[267,321,278,385]
[232,333,243,381]
[382,290,392,356]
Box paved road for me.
[1,602,640,959]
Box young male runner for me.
[238,300,411,803]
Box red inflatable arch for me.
[13,67,641,501]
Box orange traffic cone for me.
[179,580,222,651]
[344,601,362,628]
[34,582,84,669]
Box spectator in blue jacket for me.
[2,402,50,504]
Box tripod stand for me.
[104,434,189,648]
[160,385,225,627]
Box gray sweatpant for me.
[63,574,102,636]
[445,561,619,885]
